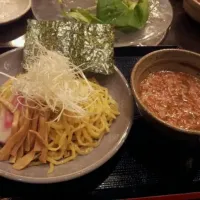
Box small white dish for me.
[0,0,31,25]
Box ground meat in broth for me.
[140,71,200,131]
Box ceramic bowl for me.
[183,0,200,24]
[131,49,200,139]
[0,48,134,183]
[0,0,31,25]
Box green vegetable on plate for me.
[60,0,149,31]
[65,8,102,24]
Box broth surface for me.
[140,71,200,131]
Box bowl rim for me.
[0,0,31,25]
[184,0,200,8]
[0,48,134,184]
[131,48,200,136]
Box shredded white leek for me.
[2,43,94,121]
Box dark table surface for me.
[1,0,200,200]
[0,0,200,53]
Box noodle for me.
[0,78,119,173]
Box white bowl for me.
[0,0,31,25]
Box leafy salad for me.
[59,0,149,32]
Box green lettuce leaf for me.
[97,0,149,30]
[59,0,149,31]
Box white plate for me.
[31,0,173,47]
[0,0,31,25]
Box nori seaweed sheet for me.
[23,20,115,75]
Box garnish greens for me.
[60,0,149,31]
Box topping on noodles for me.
[0,43,93,121]
[140,71,200,131]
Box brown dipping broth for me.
[140,71,200,131]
